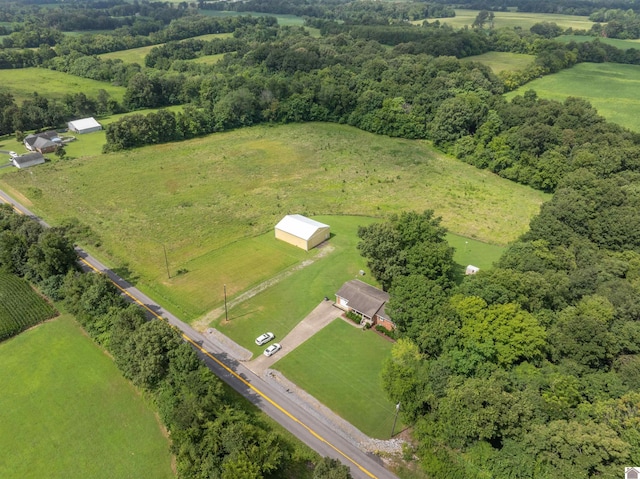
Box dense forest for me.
[3,0,640,477]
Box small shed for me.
[466,265,480,275]
[68,117,102,134]
[275,215,330,251]
[13,152,45,169]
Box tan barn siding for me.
[306,226,330,250]
[275,229,309,250]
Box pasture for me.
[273,319,399,439]
[191,52,226,64]
[99,44,157,65]
[0,122,548,321]
[464,51,534,73]
[505,62,640,132]
[434,9,594,31]
[99,33,233,65]
[0,271,57,341]
[0,315,174,479]
[0,68,126,104]
[555,34,640,50]
[199,10,306,26]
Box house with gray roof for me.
[12,152,45,169]
[335,279,395,330]
[24,131,61,154]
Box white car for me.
[263,343,281,357]
[255,332,275,346]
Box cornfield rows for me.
[0,272,58,341]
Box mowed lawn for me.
[447,232,505,272]
[212,218,504,354]
[0,68,126,104]
[435,9,594,30]
[0,123,548,321]
[505,62,640,132]
[0,315,174,479]
[210,215,376,354]
[463,51,534,73]
[273,319,398,439]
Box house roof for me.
[32,137,57,150]
[68,117,101,131]
[13,152,45,168]
[275,215,329,241]
[335,279,389,319]
[24,130,59,146]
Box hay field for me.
[0,68,126,104]
[427,9,594,31]
[464,51,535,73]
[505,62,640,132]
[0,122,548,320]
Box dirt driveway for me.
[248,299,342,375]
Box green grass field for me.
[191,52,226,64]
[555,34,640,50]
[210,215,376,351]
[0,315,174,479]
[99,44,157,65]
[431,9,594,30]
[505,62,640,132]
[0,271,57,341]
[463,51,535,73]
[199,10,306,26]
[447,232,505,272]
[212,218,504,354]
[273,319,398,439]
[99,33,233,65]
[0,68,126,104]
[0,123,547,321]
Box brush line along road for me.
[0,188,399,479]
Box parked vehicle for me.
[264,343,281,357]
[255,332,275,346]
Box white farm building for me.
[67,117,102,134]
[275,215,330,251]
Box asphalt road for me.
[0,188,400,479]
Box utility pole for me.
[391,402,400,437]
[162,243,170,279]
[224,284,228,322]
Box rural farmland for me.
[0,271,57,341]
[505,62,640,132]
[0,315,174,479]
[0,123,548,321]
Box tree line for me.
[359,207,640,477]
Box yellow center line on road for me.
[181,334,378,479]
[81,259,379,478]
[1,194,379,479]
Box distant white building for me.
[466,265,480,275]
[275,215,330,251]
[67,117,102,134]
